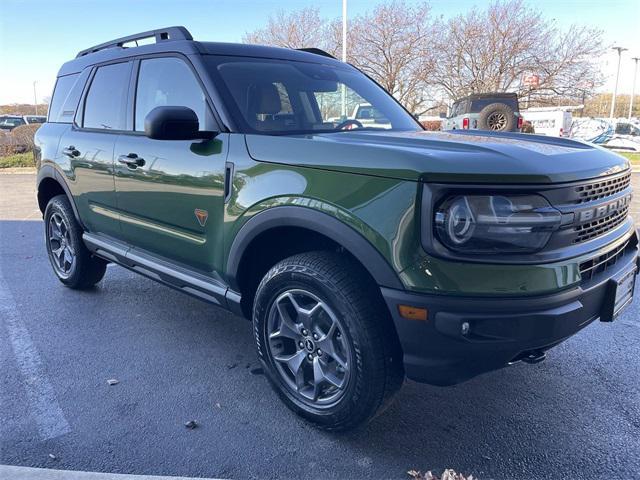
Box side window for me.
[615,123,631,135]
[83,62,130,130]
[49,69,91,124]
[135,57,211,131]
[48,74,78,123]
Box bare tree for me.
[430,0,605,103]
[244,2,440,115]
[242,7,336,54]
[244,0,606,112]
[346,1,439,115]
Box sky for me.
[0,0,639,105]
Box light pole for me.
[341,0,347,119]
[33,81,38,115]
[629,57,639,120]
[610,46,628,119]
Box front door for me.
[114,56,227,274]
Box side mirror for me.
[144,106,216,141]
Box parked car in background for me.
[0,114,47,131]
[0,115,27,131]
[606,121,640,152]
[24,115,47,124]
[571,118,640,152]
[349,103,392,129]
[521,108,572,137]
[443,92,522,132]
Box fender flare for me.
[37,164,85,229]
[226,206,404,290]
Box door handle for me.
[117,153,145,169]
[62,145,80,158]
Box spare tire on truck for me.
[478,103,516,131]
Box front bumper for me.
[382,245,639,386]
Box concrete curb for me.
[0,167,37,174]
[0,466,224,480]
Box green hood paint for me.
[246,130,629,184]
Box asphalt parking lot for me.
[1,172,640,480]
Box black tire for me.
[44,194,107,289]
[253,251,404,431]
[478,102,516,131]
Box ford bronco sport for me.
[35,27,638,431]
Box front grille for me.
[579,238,633,282]
[574,172,631,204]
[573,205,629,243]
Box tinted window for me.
[83,62,131,130]
[0,117,25,128]
[449,100,468,118]
[135,57,211,131]
[206,56,419,135]
[615,123,631,135]
[48,74,78,123]
[469,97,519,113]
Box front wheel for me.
[253,251,403,431]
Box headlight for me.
[434,194,561,253]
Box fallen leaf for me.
[48,454,57,460]
[107,379,119,386]
[185,420,198,429]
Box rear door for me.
[58,61,132,238]
[113,55,228,273]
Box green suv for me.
[35,27,638,430]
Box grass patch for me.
[0,152,35,168]
[619,152,640,164]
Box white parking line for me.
[0,269,71,441]
[0,466,224,480]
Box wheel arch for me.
[226,206,404,317]
[37,165,85,228]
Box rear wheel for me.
[44,195,107,289]
[253,251,403,431]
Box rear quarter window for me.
[48,70,91,123]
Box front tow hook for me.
[509,350,547,366]
[521,350,547,364]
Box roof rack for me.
[296,48,336,59]
[76,26,193,58]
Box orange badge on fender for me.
[194,209,209,227]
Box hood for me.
[245,129,629,184]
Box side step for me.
[83,232,243,315]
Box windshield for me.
[205,56,421,135]
[0,117,26,127]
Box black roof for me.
[58,26,341,77]
[454,92,518,102]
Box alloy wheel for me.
[266,289,352,407]
[487,112,508,130]
[48,212,76,278]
